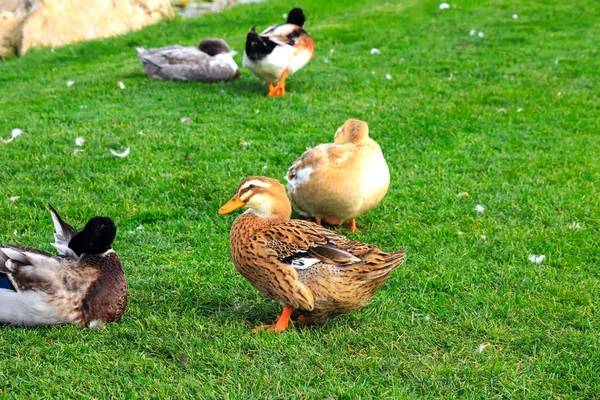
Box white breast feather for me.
[243,45,295,83]
[288,49,313,75]
[285,166,313,193]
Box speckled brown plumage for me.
[220,176,405,329]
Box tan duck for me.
[285,119,390,231]
[243,8,315,96]
[218,176,405,332]
[0,206,127,328]
[137,38,240,82]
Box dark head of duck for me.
[198,38,231,56]
[287,8,306,27]
[68,217,117,256]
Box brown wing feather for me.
[263,219,373,262]
[262,219,329,258]
[261,23,301,45]
[307,244,361,265]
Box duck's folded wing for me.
[285,143,356,189]
[256,221,360,310]
[205,56,240,82]
[0,245,64,293]
[49,205,79,258]
[263,220,361,266]
[137,46,202,72]
[288,144,356,178]
[261,23,306,46]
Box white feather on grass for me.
[2,129,24,143]
[110,147,130,158]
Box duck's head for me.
[68,217,117,256]
[287,8,306,27]
[333,119,370,145]
[218,176,291,219]
[198,38,231,56]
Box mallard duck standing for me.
[243,8,315,96]
[0,206,127,327]
[285,119,390,232]
[137,38,240,82]
[218,176,405,332]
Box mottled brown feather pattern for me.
[226,176,405,325]
[231,213,315,310]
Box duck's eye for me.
[248,184,256,189]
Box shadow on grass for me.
[189,291,325,331]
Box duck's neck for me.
[231,203,289,244]
[352,137,378,147]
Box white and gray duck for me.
[0,206,127,328]
[137,38,240,82]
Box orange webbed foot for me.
[266,69,288,97]
[252,306,293,333]
[267,84,285,97]
[267,82,281,97]
[348,219,360,232]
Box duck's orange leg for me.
[252,306,293,333]
[315,217,322,226]
[348,219,359,232]
[268,69,289,97]
[268,82,278,96]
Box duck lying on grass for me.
[0,206,127,328]
[137,38,240,82]
[286,119,390,232]
[243,8,315,96]
[219,176,405,332]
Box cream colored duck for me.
[219,176,405,332]
[0,206,127,327]
[285,119,390,232]
[137,38,240,82]
[243,8,315,96]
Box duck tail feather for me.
[362,250,406,281]
[48,205,78,256]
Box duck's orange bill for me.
[218,197,245,214]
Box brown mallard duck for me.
[242,8,315,96]
[0,206,127,328]
[218,176,405,332]
[285,119,390,231]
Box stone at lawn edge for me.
[0,0,28,58]
[18,0,174,55]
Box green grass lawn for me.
[0,0,598,397]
